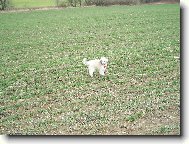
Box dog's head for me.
[100,57,108,65]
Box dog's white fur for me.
[83,57,108,77]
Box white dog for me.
[83,57,108,77]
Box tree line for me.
[57,0,179,7]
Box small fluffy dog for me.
[83,57,108,77]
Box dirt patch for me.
[0,6,64,13]
[148,0,179,5]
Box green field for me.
[0,4,180,135]
[9,0,56,8]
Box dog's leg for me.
[99,68,105,76]
[89,67,95,77]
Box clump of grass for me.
[126,112,143,122]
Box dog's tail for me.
[83,58,88,65]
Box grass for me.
[9,0,56,8]
[0,4,180,135]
